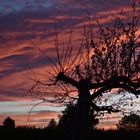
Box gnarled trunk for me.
[75,81,91,140]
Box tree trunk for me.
[75,80,91,140]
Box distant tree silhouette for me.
[3,117,15,128]
[28,3,140,140]
[58,103,77,129]
[117,114,140,130]
[47,119,57,128]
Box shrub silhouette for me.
[48,119,57,128]
[3,117,15,128]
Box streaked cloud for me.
[0,100,64,126]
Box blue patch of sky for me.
[0,0,54,14]
[0,101,65,114]
[0,0,24,12]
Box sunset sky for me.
[0,0,139,129]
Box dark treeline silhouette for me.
[1,112,140,140]
[1,122,140,140]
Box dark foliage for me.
[58,102,99,129]
[58,103,77,128]
[3,117,15,129]
[47,119,57,128]
[117,114,140,130]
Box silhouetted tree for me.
[3,117,15,128]
[28,3,140,140]
[117,114,140,130]
[58,103,77,129]
[47,119,57,128]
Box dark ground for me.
[1,126,140,140]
